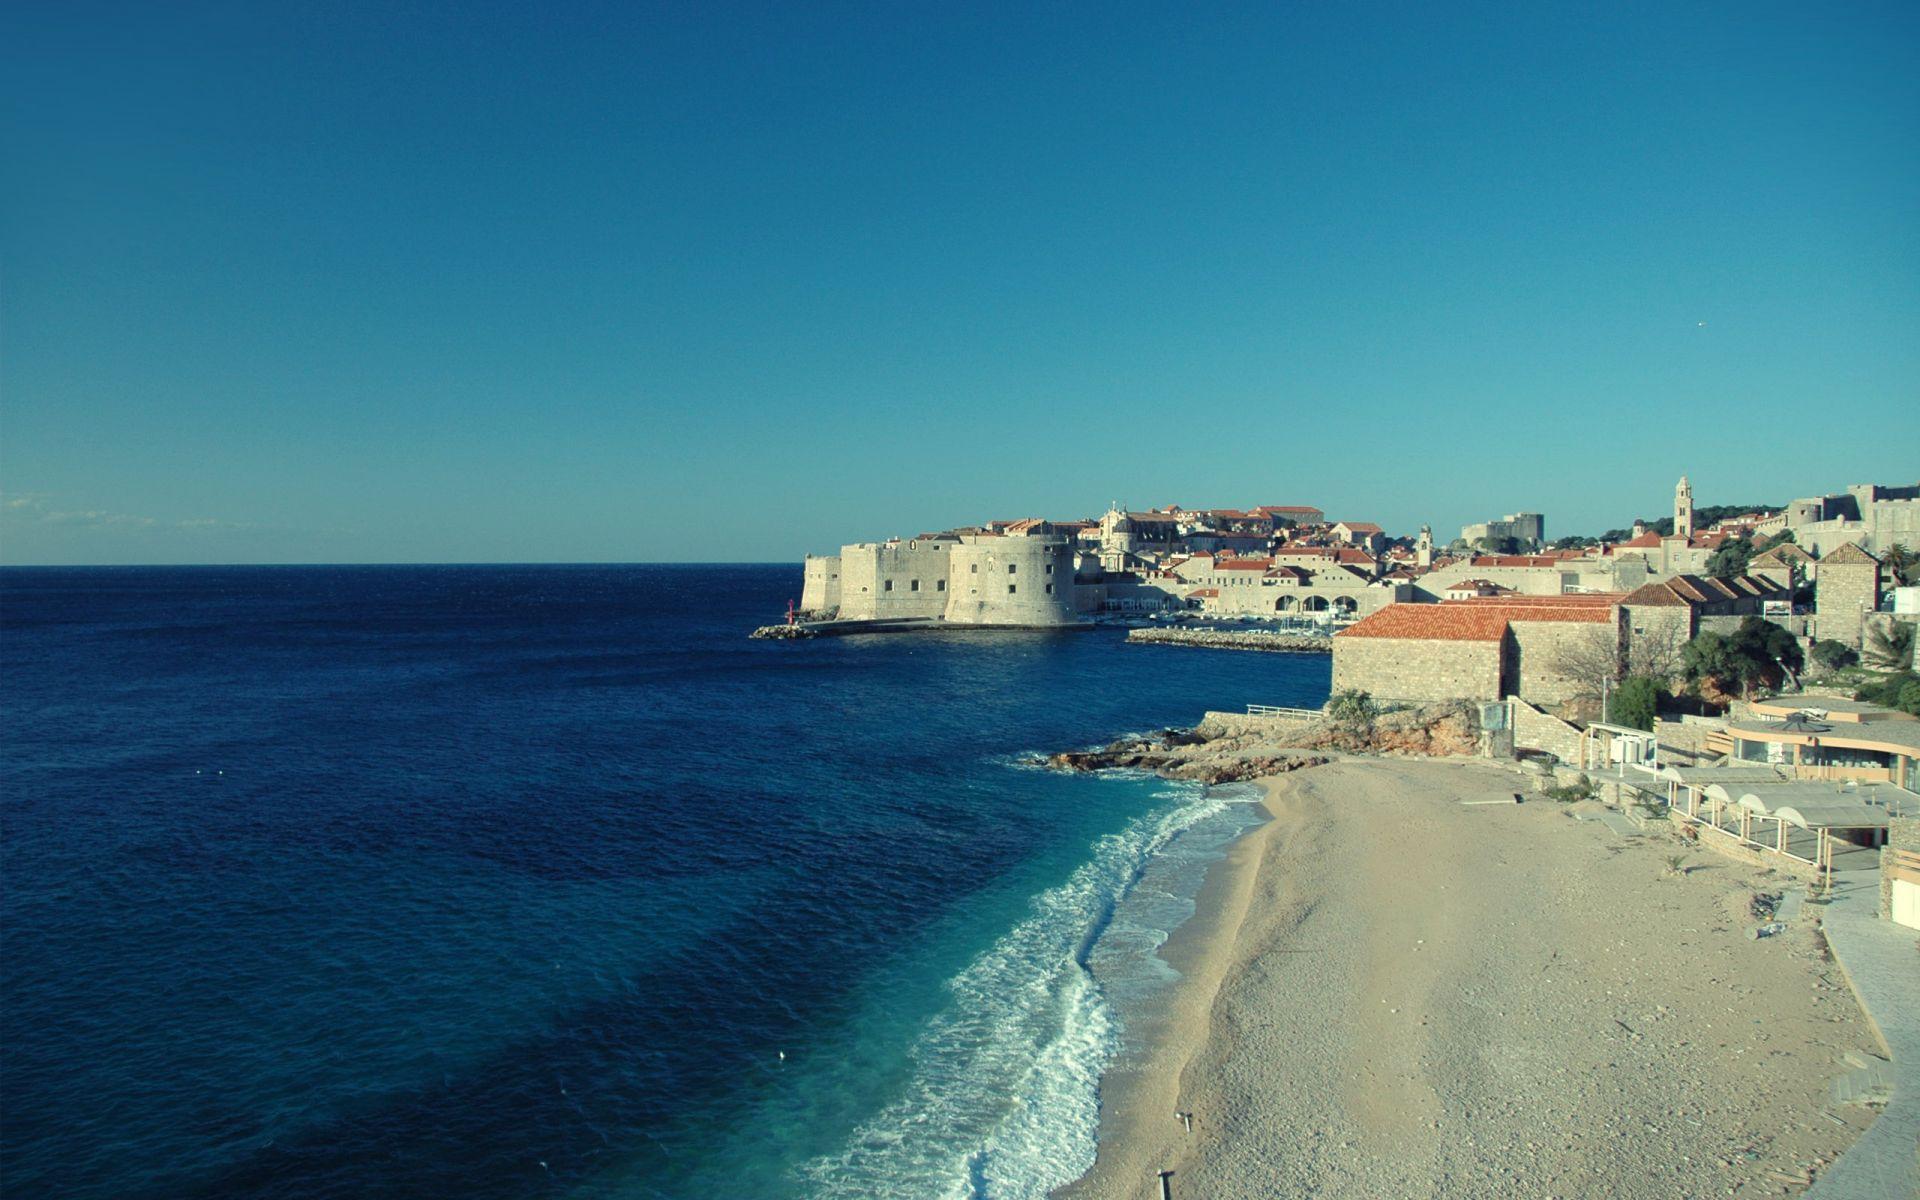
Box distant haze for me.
[3,4,1915,565]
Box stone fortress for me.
[801,522,1081,627]
[1763,482,1920,558]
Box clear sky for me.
[3,2,1916,564]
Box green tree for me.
[1683,618,1802,699]
[1706,535,1755,580]
[1884,543,1915,587]
[1608,675,1660,731]
[1811,639,1857,670]
[1899,681,1920,717]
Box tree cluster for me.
[1681,618,1803,701]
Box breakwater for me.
[1125,627,1331,653]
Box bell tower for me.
[1416,524,1433,568]
[1674,476,1694,539]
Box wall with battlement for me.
[801,555,842,613]
[837,540,955,621]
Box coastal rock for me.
[1047,701,1481,783]
[749,624,816,640]
[1125,627,1332,654]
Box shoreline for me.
[1054,773,1308,1200]
[1061,755,1879,1199]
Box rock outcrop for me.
[1044,701,1482,783]
[1125,627,1332,654]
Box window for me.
[883,580,893,592]
[1045,564,1054,575]
[970,564,978,574]
[1045,584,1054,595]
[910,580,919,592]
[937,580,946,592]
[1008,584,1017,594]
[1008,563,1017,574]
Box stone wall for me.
[945,538,1077,625]
[801,554,842,613]
[1331,635,1504,702]
[1509,699,1583,763]
[837,541,954,621]
[1508,618,1617,708]
[1815,560,1879,648]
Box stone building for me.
[1673,476,1694,539]
[1331,598,1621,707]
[1814,542,1882,649]
[1459,511,1546,551]
[1777,482,1920,558]
[802,528,1079,627]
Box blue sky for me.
[3,2,1915,564]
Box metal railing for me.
[1246,704,1324,719]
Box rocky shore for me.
[1125,627,1331,653]
[1042,702,1481,783]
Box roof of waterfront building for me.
[1335,604,1514,642]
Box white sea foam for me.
[796,781,1257,1199]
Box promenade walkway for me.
[1806,867,1920,1200]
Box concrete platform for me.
[1805,867,1920,1199]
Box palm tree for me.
[1884,542,1914,587]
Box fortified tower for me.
[1674,476,1694,539]
[946,536,1077,625]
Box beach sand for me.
[1061,757,1878,1200]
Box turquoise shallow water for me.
[0,565,1329,1199]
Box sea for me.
[0,565,1330,1200]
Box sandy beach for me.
[1063,757,1879,1200]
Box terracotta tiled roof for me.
[1333,548,1377,565]
[1216,558,1274,571]
[1443,591,1628,602]
[1468,555,1562,568]
[1335,605,1513,642]
[1822,542,1879,565]
[1186,588,1219,599]
[1337,521,1384,533]
[1265,566,1310,581]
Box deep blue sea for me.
[1,565,1329,1200]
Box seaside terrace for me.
[1725,695,1920,790]
[1656,767,1912,878]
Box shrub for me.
[1856,671,1920,711]
[1326,688,1379,728]
[1608,675,1659,731]
[1811,640,1858,671]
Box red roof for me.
[1333,548,1376,565]
[1336,605,1513,642]
[1337,521,1384,533]
[1339,600,1613,643]
[1470,555,1562,568]
[1186,588,1219,599]
[1215,558,1274,571]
